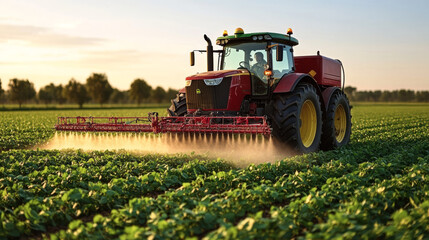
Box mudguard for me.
[273,73,308,93]
[322,87,342,110]
[273,73,325,111]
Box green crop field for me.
[0,104,428,239]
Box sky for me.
[0,0,428,91]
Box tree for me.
[380,90,393,102]
[38,83,56,106]
[109,88,128,104]
[64,79,90,108]
[354,91,367,102]
[398,89,415,102]
[151,86,166,103]
[344,86,357,101]
[416,91,429,102]
[0,79,4,106]
[373,90,382,102]
[86,73,113,106]
[0,79,3,97]
[7,78,36,108]
[166,88,178,101]
[130,79,152,105]
[55,84,67,105]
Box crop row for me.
[49,145,428,239]
[0,151,232,238]
[0,112,54,151]
[0,150,232,210]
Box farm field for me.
[0,104,428,239]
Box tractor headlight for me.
[252,36,258,41]
[185,80,192,86]
[204,77,223,86]
[264,34,272,40]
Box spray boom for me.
[55,113,271,136]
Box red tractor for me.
[168,28,351,152]
[56,28,351,153]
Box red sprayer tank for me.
[294,55,342,87]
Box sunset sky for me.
[1,0,428,91]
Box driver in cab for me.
[251,52,267,81]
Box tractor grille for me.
[186,77,231,110]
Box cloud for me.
[0,23,103,47]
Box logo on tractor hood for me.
[204,77,223,86]
[196,89,201,94]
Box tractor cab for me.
[217,29,297,96]
[190,28,299,98]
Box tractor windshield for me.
[222,42,269,95]
[222,42,267,73]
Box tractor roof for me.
[216,31,299,46]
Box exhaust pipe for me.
[204,34,213,71]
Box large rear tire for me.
[321,91,351,150]
[167,93,187,116]
[269,83,323,153]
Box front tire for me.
[321,91,351,150]
[167,93,187,116]
[269,83,323,153]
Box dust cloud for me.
[37,132,296,167]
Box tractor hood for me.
[186,69,248,80]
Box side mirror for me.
[190,51,195,66]
[276,45,283,61]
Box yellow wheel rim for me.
[300,100,317,148]
[334,104,347,142]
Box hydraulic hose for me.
[336,59,346,92]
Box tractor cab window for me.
[222,46,245,70]
[222,42,269,95]
[222,42,267,71]
[271,44,293,83]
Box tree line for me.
[0,74,178,108]
[1,77,428,108]
[344,87,429,102]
